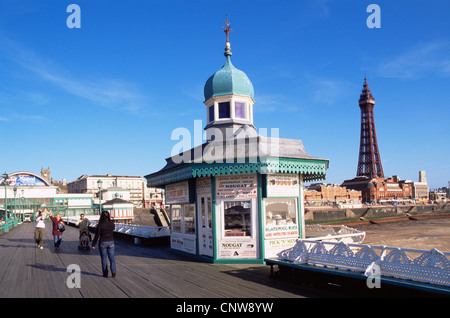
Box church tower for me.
[41,166,50,182]
[356,77,384,179]
[203,15,255,141]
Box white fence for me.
[63,216,170,238]
[305,224,366,244]
[105,222,170,238]
[278,239,450,288]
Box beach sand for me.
[353,217,450,252]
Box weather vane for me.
[223,14,232,43]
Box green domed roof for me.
[204,46,254,101]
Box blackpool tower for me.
[356,77,384,179]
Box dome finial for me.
[223,14,232,43]
[223,14,232,57]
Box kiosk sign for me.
[216,175,257,200]
[266,173,299,197]
[166,181,189,204]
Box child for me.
[80,232,89,247]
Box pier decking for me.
[0,221,333,298]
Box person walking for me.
[34,208,47,249]
[92,211,116,277]
[48,211,65,250]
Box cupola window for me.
[235,102,246,119]
[218,102,230,119]
[209,105,215,122]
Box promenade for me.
[0,221,334,298]
[2,217,449,299]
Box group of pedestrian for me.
[34,208,65,250]
[33,208,117,278]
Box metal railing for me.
[0,218,19,234]
[63,216,170,239]
[277,239,450,288]
[305,224,366,244]
[91,222,170,238]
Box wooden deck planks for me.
[0,222,328,298]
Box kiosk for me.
[145,21,329,263]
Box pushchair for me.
[78,229,91,251]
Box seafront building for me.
[67,174,164,208]
[411,171,429,201]
[303,183,362,205]
[0,171,93,221]
[145,19,329,263]
[0,170,164,223]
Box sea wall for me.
[304,203,450,223]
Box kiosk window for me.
[200,197,213,228]
[171,205,182,233]
[264,198,297,226]
[184,204,195,235]
[171,204,195,235]
[224,201,251,237]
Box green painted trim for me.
[54,197,92,201]
[193,178,200,257]
[257,173,265,260]
[147,157,328,187]
[170,250,263,264]
[299,175,306,239]
[298,177,303,239]
[213,258,264,264]
[170,249,215,263]
[191,157,327,181]
[211,175,218,262]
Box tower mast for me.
[356,77,384,179]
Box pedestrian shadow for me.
[27,263,102,277]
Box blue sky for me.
[0,0,448,189]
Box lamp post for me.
[13,186,17,222]
[2,172,8,222]
[97,179,103,215]
[21,189,24,222]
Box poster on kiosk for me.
[166,181,196,255]
[264,173,300,258]
[215,174,259,260]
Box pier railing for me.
[103,222,170,238]
[305,224,366,244]
[64,216,170,239]
[277,239,450,287]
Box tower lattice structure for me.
[356,78,384,179]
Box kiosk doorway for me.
[197,194,213,257]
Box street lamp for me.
[97,179,103,214]
[13,186,17,221]
[2,172,8,222]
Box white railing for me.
[305,224,366,244]
[63,215,100,225]
[63,216,170,238]
[90,221,170,238]
[277,239,450,288]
